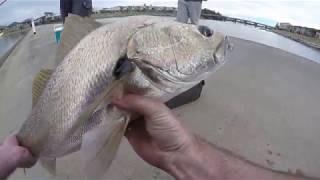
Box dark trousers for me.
[60,0,92,22]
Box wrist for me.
[164,135,225,180]
[0,148,17,179]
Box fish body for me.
[18,17,157,157]
[17,16,229,176]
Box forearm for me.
[166,135,311,180]
[0,159,16,180]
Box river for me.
[1,19,320,63]
[201,20,320,63]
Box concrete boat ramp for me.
[1,20,320,179]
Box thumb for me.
[11,147,37,168]
[3,135,19,146]
[112,94,170,119]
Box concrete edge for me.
[0,30,30,68]
[229,36,320,65]
[272,30,320,50]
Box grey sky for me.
[0,0,319,29]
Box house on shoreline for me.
[276,22,320,38]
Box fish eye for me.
[198,25,214,37]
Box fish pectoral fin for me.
[40,158,56,176]
[55,14,102,66]
[32,69,54,107]
[80,115,129,179]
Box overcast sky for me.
[0,0,319,29]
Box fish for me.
[16,15,230,178]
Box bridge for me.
[201,14,274,30]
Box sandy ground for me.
[0,18,320,179]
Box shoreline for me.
[272,30,320,50]
[92,11,176,19]
[2,28,30,37]
[1,14,319,69]
[0,30,29,68]
[230,36,319,64]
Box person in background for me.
[0,94,311,180]
[176,0,206,25]
[60,0,92,23]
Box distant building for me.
[120,6,128,11]
[44,12,54,17]
[100,6,121,13]
[23,18,32,25]
[7,21,29,30]
[165,7,176,11]
[8,22,18,28]
[108,6,121,11]
[277,22,319,38]
[34,16,45,25]
[99,5,179,15]
[0,25,7,31]
[92,8,100,14]
[202,8,222,16]
[154,6,166,11]
[145,5,153,11]
[44,12,55,21]
[289,26,317,37]
[316,32,320,39]
[135,6,145,11]
[53,15,62,22]
[277,22,291,31]
[32,13,61,26]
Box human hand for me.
[113,94,198,172]
[0,135,37,179]
[113,95,312,180]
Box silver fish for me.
[17,15,230,178]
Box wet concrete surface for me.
[0,19,320,179]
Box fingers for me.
[125,122,151,153]
[125,116,145,137]
[2,135,37,168]
[10,146,37,168]
[112,94,170,119]
[3,135,19,146]
[113,94,181,134]
[124,121,166,168]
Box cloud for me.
[0,0,59,25]
[0,0,319,29]
[204,1,320,28]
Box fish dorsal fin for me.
[32,69,54,107]
[54,14,102,66]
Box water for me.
[201,20,320,63]
[100,18,320,63]
[0,32,25,59]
